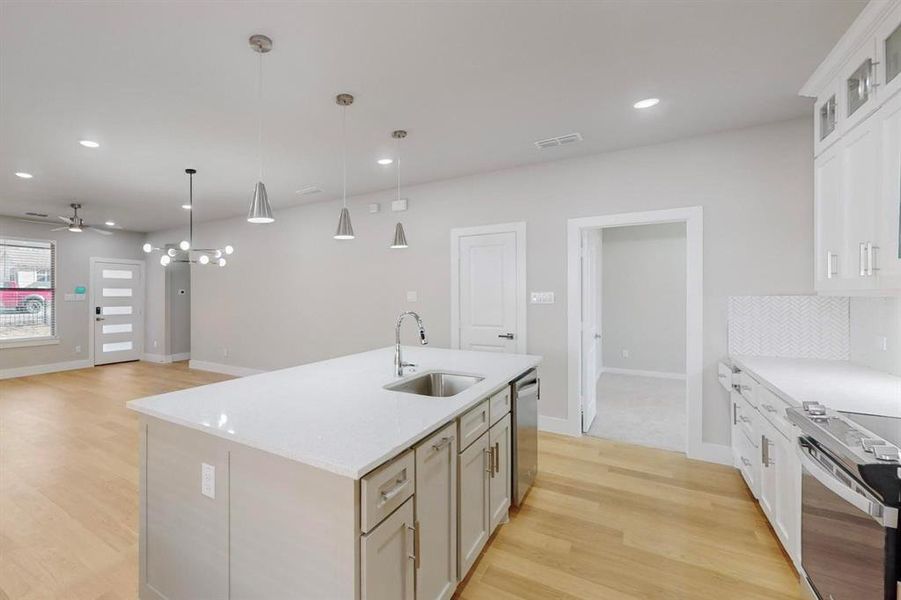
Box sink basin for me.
[385,372,484,397]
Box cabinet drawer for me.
[737,396,758,444]
[756,386,795,438]
[458,399,490,452]
[361,449,415,534]
[736,428,759,498]
[738,372,758,407]
[717,362,735,392]
[488,387,511,426]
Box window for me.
[0,239,56,342]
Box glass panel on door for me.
[886,23,901,85]
[847,59,874,117]
[819,95,836,141]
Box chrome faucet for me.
[394,311,428,376]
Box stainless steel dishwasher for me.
[511,369,539,507]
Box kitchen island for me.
[128,346,541,600]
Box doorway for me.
[451,223,527,354]
[90,258,145,365]
[567,207,706,460]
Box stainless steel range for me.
[788,403,901,600]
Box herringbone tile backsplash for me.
[728,296,850,360]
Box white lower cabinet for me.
[414,423,458,600]
[458,431,490,577]
[488,414,512,534]
[728,368,802,570]
[361,496,416,600]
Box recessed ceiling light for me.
[105,220,115,227]
[377,158,394,166]
[633,98,660,109]
[79,140,100,148]
[15,172,33,179]
[182,204,192,210]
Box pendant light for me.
[143,169,235,267]
[247,34,275,224]
[334,93,355,240]
[390,130,409,249]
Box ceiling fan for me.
[18,203,114,235]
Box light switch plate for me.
[530,291,555,304]
[368,203,380,214]
[201,463,215,499]
[391,198,408,212]
[406,291,418,302]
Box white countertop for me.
[730,355,901,418]
[128,346,541,479]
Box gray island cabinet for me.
[128,346,541,600]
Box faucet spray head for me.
[419,327,428,345]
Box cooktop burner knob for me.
[874,446,900,462]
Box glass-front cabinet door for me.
[842,38,879,132]
[814,78,842,157]
[878,2,901,103]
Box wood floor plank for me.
[0,362,801,599]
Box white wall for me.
[601,223,686,374]
[168,117,813,447]
[0,216,146,372]
[850,296,901,376]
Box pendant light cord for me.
[342,105,347,208]
[396,138,401,202]
[258,50,263,181]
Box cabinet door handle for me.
[761,435,768,467]
[733,403,739,426]
[497,333,515,340]
[740,457,751,467]
[406,523,420,570]
[860,242,867,277]
[493,442,500,474]
[431,435,454,452]
[762,404,778,414]
[826,251,838,279]
[380,477,409,502]
[485,447,495,477]
[866,242,878,276]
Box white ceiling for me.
[1,1,864,232]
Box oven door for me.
[799,438,898,600]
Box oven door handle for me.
[798,441,898,529]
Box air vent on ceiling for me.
[296,185,323,196]
[25,211,49,218]
[534,132,583,150]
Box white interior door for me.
[92,260,144,365]
[580,231,600,431]
[455,229,522,353]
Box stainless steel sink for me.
[384,372,484,397]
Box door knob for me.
[95,317,105,321]
[498,333,515,340]
[594,333,602,340]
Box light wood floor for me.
[0,361,802,600]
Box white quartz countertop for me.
[730,355,901,418]
[128,346,541,478]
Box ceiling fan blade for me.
[17,219,54,225]
[58,215,72,223]
[86,227,113,236]
[50,226,68,231]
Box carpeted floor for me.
[586,372,686,452]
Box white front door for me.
[92,260,144,365]
[580,231,600,431]
[454,226,523,353]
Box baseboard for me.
[0,359,92,380]
[538,415,579,436]
[600,367,686,380]
[143,352,192,364]
[188,359,264,377]
[688,442,733,466]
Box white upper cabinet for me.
[804,0,901,294]
[840,116,881,291]
[879,91,901,286]
[842,38,880,133]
